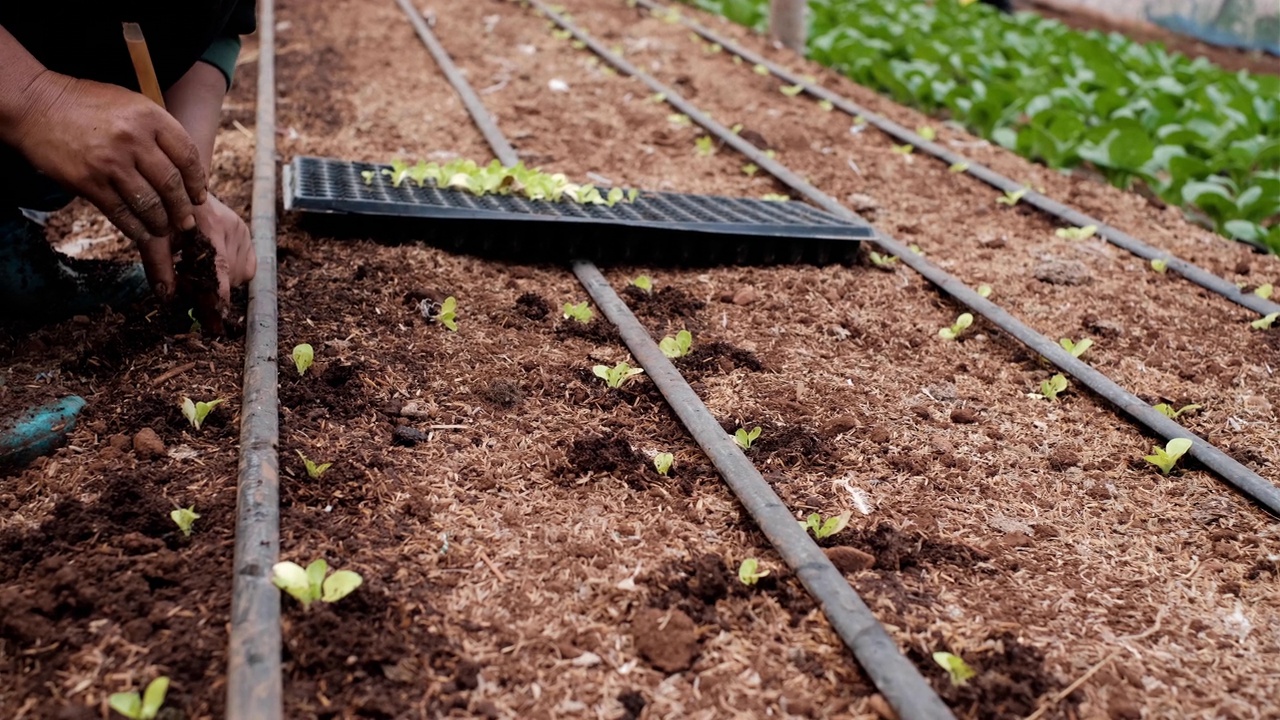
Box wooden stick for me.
[121,23,166,108]
[152,361,198,386]
[476,550,509,583]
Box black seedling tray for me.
[283,156,874,264]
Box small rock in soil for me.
[1033,259,1092,286]
[132,428,166,458]
[949,407,979,424]
[731,286,758,305]
[392,426,427,447]
[825,546,875,574]
[631,607,699,672]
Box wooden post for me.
[769,0,807,53]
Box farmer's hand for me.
[179,194,255,329]
[6,71,208,298]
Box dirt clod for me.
[392,426,428,447]
[515,291,550,321]
[132,428,166,458]
[731,286,758,305]
[825,546,875,574]
[1034,259,1092,286]
[949,407,979,424]
[632,607,699,672]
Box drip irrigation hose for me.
[398,7,955,719]
[631,0,1280,319]
[527,0,1280,516]
[227,0,284,715]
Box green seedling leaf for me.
[109,676,170,720]
[1059,337,1093,359]
[977,284,993,298]
[593,362,644,389]
[997,188,1028,206]
[908,244,924,255]
[631,275,653,293]
[648,92,666,103]
[802,511,851,540]
[187,308,200,334]
[1251,312,1278,330]
[273,558,362,610]
[563,301,594,324]
[605,187,625,207]
[570,40,586,50]
[869,251,898,269]
[818,99,834,112]
[780,84,804,97]
[667,113,691,127]
[1154,403,1201,420]
[653,452,674,476]
[741,163,759,176]
[730,124,743,134]
[917,125,936,141]
[321,570,364,603]
[659,329,693,359]
[1145,438,1193,475]
[170,506,199,538]
[433,296,458,331]
[360,170,375,186]
[297,450,332,479]
[705,42,722,54]
[1150,258,1169,274]
[738,557,768,585]
[949,162,969,173]
[752,63,770,76]
[1254,283,1273,300]
[733,426,762,450]
[181,397,225,431]
[1036,373,1069,401]
[761,193,790,202]
[1055,225,1098,240]
[551,28,571,40]
[938,313,973,340]
[932,652,976,686]
[626,188,639,203]
[695,136,715,157]
[892,144,914,155]
[764,150,777,159]
[292,343,314,376]
[272,561,317,609]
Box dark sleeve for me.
[197,0,257,89]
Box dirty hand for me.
[7,72,207,296]
[177,194,255,331]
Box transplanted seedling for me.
[916,125,936,141]
[659,330,693,359]
[180,397,224,431]
[892,144,914,155]
[938,313,973,340]
[997,188,1028,206]
[802,511,850,540]
[1035,373,1069,401]
[733,426,762,450]
[292,343,314,376]
[1059,337,1093,359]
[271,558,363,611]
[737,558,768,585]
[761,193,790,202]
[977,284,993,298]
[949,161,969,173]
[563,301,594,324]
[932,652,976,686]
[780,84,804,97]
[432,296,458,331]
[752,63,770,76]
[1254,283,1273,300]
[1154,403,1201,420]
[741,163,759,176]
[653,452,674,476]
[1145,438,1193,475]
[1150,258,1169,274]
[297,450,332,479]
[170,506,199,538]
[1055,225,1098,240]
[630,275,653,293]
[1251,312,1278,330]
[817,99,834,112]
[108,676,169,720]
[695,136,715,157]
[868,251,898,269]
[593,362,644,389]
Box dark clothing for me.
[0,1,256,210]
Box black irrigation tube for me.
[395,4,956,719]
[227,0,284,715]
[632,0,1280,319]
[528,0,1280,516]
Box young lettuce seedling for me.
[630,275,653,293]
[433,296,459,331]
[1055,225,1098,240]
[593,362,644,389]
[109,677,169,720]
[1254,283,1273,300]
[297,450,332,479]
[892,144,914,155]
[170,506,199,538]
[741,163,759,176]
[563,301,594,324]
[1153,403,1201,420]
[360,169,376,186]
[780,84,804,97]
[667,113,691,127]
[1150,258,1169,274]
[802,512,850,540]
[1036,373,1069,401]
[695,136,715,157]
[916,125,936,141]
[761,194,790,202]
[868,251,898,269]
[737,558,768,585]
[1251,312,1278,330]
[817,99,834,112]
[1145,438,1193,475]
[938,313,974,340]
[180,397,224,431]
[932,652,975,686]
[659,330,693,359]
[977,284,993,298]
[997,188,1028,206]
[752,63,770,76]
[1058,337,1093,359]
[271,558,363,611]
[949,161,969,173]
[292,343,314,376]
[653,452,674,476]
[733,426,762,450]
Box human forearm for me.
[163,61,229,174]
[0,25,60,148]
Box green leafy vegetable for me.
[916,125,936,141]
[297,450,332,479]
[1145,438,1193,474]
[1151,258,1169,274]
[360,170,375,186]
[272,558,363,611]
[563,301,594,324]
[780,84,804,97]
[737,558,768,585]
[892,144,914,155]
[997,188,1028,206]
[1055,225,1098,240]
[659,329,693,359]
[818,99,834,112]
[752,63,770,76]
[432,296,458,331]
[932,652,976,686]
[653,452,674,476]
[180,397,224,431]
[1251,312,1278,330]
[761,193,790,202]
[631,275,653,293]
[949,162,969,173]
[938,313,973,340]
[742,163,759,176]
[292,343,314,376]
[733,426,762,450]
[977,283,993,298]
[1254,283,1273,300]
[1059,337,1093,358]
[869,251,898,269]
[695,136,715,156]
[170,507,199,538]
[109,676,170,720]
[1037,373,1069,401]
[668,113,691,127]
[1154,402,1201,419]
[593,362,644,389]
[802,511,851,539]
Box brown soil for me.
[3,0,1279,717]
